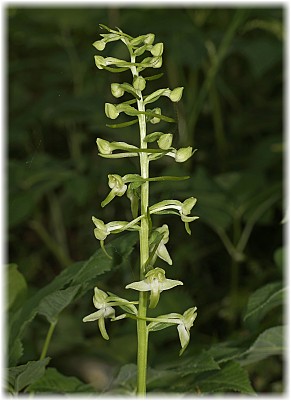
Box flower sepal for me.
[83,286,138,340]
[126,267,182,308]
[148,307,197,355]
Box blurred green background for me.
[8,6,284,394]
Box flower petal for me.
[82,309,104,322]
[177,323,190,355]
[149,278,161,308]
[157,242,172,265]
[160,279,183,291]
[93,287,108,308]
[125,280,151,292]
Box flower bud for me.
[108,174,127,196]
[93,40,106,51]
[151,56,163,69]
[144,33,155,45]
[92,217,108,241]
[105,103,119,119]
[111,83,124,98]
[151,42,164,57]
[157,133,173,150]
[130,35,146,46]
[170,87,184,102]
[96,138,112,154]
[133,76,146,91]
[175,146,193,162]
[182,197,197,216]
[94,55,106,69]
[150,108,161,124]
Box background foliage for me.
[7,6,284,395]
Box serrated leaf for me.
[27,368,94,393]
[8,233,137,365]
[7,358,50,394]
[7,264,27,310]
[172,351,220,377]
[195,361,255,394]
[146,351,220,392]
[207,342,248,364]
[244,282,284,329]
[37,285,81,323]
[110,364,137,392]
[240,326,284,366]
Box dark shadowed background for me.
[7,6,284,394]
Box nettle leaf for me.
[27,368,94,394]
[7,264,27,310]
[7,358,50,394]
[37,285,81,323]
[8,233,137,365]
[110,363,137,393]
[206,342,248,364]
[194,361,255,394]
[169,351,220,377]
[147,351,220,391]
[244,282,285,329]
[240,326,284,366]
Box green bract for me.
[83,23,199,395]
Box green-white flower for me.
[166,146,194,163]
[149,107,161,124]
[149,198,199,234]
[133,76,146,91]
[149,224,172,265]
[169,87,184,102]
[148,306,197,355]
[157,133,173,150]
[101,174,127,208]
[126,268,182,308]
[92,216,141,243]
[105,103,119,119]
[150,42,164,57]
[83,287,137,340]
[96,138,138,157]
[111,83,125,98]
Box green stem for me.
[131,53,149,397]
[40,320,57,360]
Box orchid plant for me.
[83,24,198,396]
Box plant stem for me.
[131,55,149,396]
[40,320,57,360]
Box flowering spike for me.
[85,25,199,393]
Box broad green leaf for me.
[195,361,255,394]
[7,264,27,310]
[8,233,137,365]
[240,326,284,366]
[110,363,137,393]
[244,282,284,329]
[207,342,248,364]
[27,368,94,393]
[145,352,220,392]
[37,285,81,323]
[7,358,50,394]
[170,351,220,377]
[274,247,283,271]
